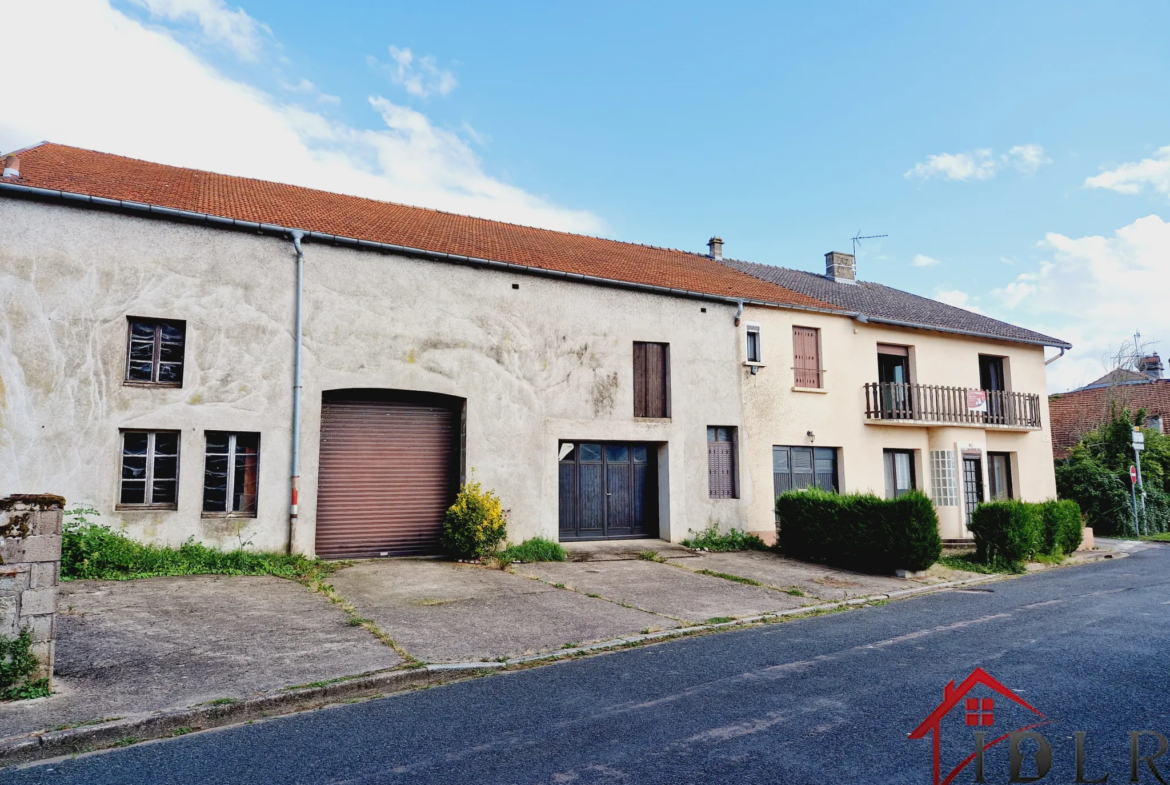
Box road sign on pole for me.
[1130,465,1140,536]
[1131,465,1138,484]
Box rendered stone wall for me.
[0,494,64,683]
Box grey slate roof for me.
[721,259,1071,349]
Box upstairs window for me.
[119,430,180,508]
[633,342,670,418]
[203,432,261,516]
[707,427,737,499]
[126,318,186,386]
[746,325,762,363]
[792,326,822,388]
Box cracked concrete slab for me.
[513,559,807,622]
[327,560,676,663]
[678,551,913,602]
[0,575,401,739]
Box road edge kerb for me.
[0,551,1125,767]
[0,665,501,767]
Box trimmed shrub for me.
[967,501,1042,570]
[775,488,942,574]
[1037,499,1083,555]
[441,481,507,560]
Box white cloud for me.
[280,78,340,106]
[905,144,1051,181]
[129,0,268,60]
[912,254,940,267]
[905,149,997,181]
[1085,146,1170,196]
[995,214,1170,392]
[934,288,985,314]
[1006,144,1051,175]
[0,0,600,234]
[368,45,458,98]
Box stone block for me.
[29,641,53,679]
[0,596,16,637]
[30,561,58,589]
[33,510,63,536]
[20,535,62,563]
[19,587,57,617]
[23,613,55,643]
[0,566,30,594]
[0,539,25,564]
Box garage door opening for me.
[558,441,659,541]
[316,389,464,559]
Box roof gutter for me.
[0,180,1073,349]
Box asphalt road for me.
[10,546,1170,785]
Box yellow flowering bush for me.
[441,481,507,559]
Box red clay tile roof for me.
[3,143,834,310]
[1049,379,1170,458]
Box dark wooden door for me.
[559,442,656,540]
[316,391,459,559]
[962,456,984,526]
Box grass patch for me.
[695,569,761,586]
[637,550,667,563]
[1033,552,1066,566]
[1142,532,1170,542]
[705,616,734,625]
[497,537,567,563]
[201,698,239,706]
[169,727,194,737]
[682,526,768,552]
[52,717,122,732]
[938,555,1004,575]
[785,587,805,597]
[63,519,338,584]
[110,737,143,748]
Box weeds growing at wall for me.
[0,629,49,701]
[681,526,769,552]
[497,537,566,563]
[62,507,336,583]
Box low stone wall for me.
[0,495,64,683]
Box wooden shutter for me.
[792,327,821,388]
[707,430,736,499]
[633,342,669,418]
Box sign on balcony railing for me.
[863,382,1042,428]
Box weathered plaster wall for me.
[738,304,1058,539]
[0,199,750,552]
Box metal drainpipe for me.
[1044,347,1066,365]
[288,230,306,555]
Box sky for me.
[2,0,1169,393]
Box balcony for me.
[863,382,1042,430]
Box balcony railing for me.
[863,382,1042,429]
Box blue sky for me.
[4,1,1170,391]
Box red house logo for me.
[909,667,1048,785]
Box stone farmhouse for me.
[0,144,1070,556]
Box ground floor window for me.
[119,430,180,508]
[203,432,260,516]
[883,449,916,499]
[707,427,738,499]
[929,450,958,507]
[987,451,1013,501]
[773,446,838,497]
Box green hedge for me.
[775,488,942,574]
[968,499,1084,570]
[1038,499,1083,555]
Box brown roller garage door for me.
[316,390,461,559]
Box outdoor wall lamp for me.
[807,430,815,443]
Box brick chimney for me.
[825,251,856,284]
[1139,353,1163,379]
[707,236,723,260]
[2,156,19,179]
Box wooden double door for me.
[559,442,658,540]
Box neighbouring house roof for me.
[722,258,1071,349]
[0,143,833,312]
[1080,368,1151,389]
[1048,377,1170,458]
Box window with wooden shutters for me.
[633,342,670,418]
[772,445,838,497]
[707,426,737,499]
[792,326,822,388]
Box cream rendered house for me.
[0,143,1069,557]
[720,250,1070,541]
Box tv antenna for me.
[852,231,888,257]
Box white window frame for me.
[746,324,763,363]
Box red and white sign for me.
[1131,466,1138,484]
[966,390,988,413]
